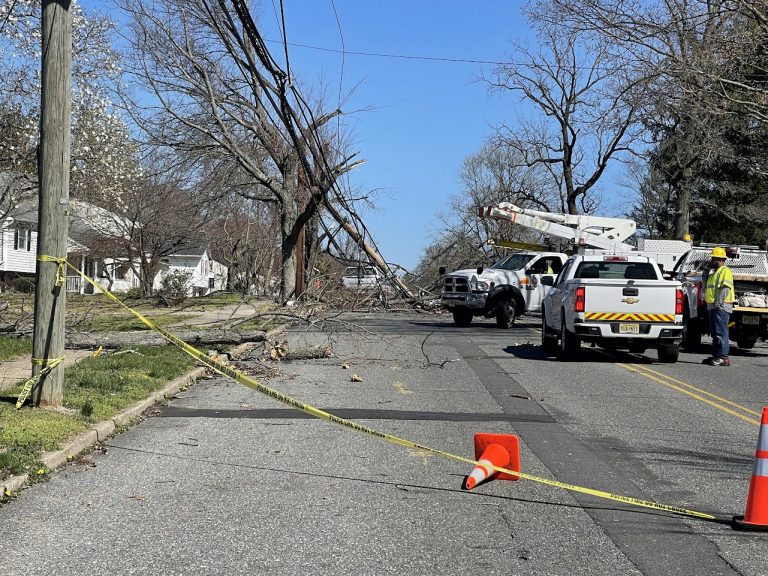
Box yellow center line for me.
[617,363,760,426]
[631,364,761,418]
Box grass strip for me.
[0,345,195,479]
[0,336,31,362]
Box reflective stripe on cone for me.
[733,408,768,531]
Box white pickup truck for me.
[541,254,684,362]
[440,252,567,328]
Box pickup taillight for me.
[675,288,684,315]
[575,286,586,312]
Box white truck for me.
[671,246,768,350]
[440,252,567,327]
[541,254,684,362]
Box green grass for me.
[82,312,196,332]
[0,336,31,362]
[0,345,195,479]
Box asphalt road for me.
[1,310,767,575]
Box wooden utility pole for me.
[31,0,72,407]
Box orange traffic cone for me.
[464,433,520,490]
[733,407,768,531]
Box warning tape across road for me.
[53,259,726,523]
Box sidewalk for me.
[0,300,265,390]
[0,350,95,391]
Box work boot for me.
[707,357,731,366]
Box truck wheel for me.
[495,299,516,329]
[737,336,757,350]
[541,314,558,353]
[557,317,581,360]
[452,309,473,327]
[657,344,679,363]
[682,309,702,351]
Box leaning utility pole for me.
[31,0,72,407]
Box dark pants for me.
[708,307,730,358]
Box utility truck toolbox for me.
[542,254,684,362]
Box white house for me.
[153,246,228,297]
[0,199,141,294]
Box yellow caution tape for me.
[16,357,65,409]
[59,257,721,523]
[37,255,67,287]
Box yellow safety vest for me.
[705,266,735,304]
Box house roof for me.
[8,199,132,248]
[166,245,208,257]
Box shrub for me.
[156,270,192,306]
[9,277,35,293]
[123,287,144,300]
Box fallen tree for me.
[64,328,267,349]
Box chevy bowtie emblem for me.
[621,297,640,304]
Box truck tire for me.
[682,309,702,351]
[657,344,680,363]
[495,299,516,329]
[541,314,558,353]
[557,317,581,361]
[452,309,473,327]
[737,336,757,350]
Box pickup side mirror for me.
[476,267,484,275]
[541,276,554,286]
[438,266,446,275]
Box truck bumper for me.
[441,293,487,311]
[573,321,683,343]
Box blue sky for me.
[255,1,532,272]
[87,0,631,272]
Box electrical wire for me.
[264,38,511,66]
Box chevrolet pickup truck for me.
[541,254,684,362]
[440,252,566,328]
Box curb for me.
[0,333,281,500]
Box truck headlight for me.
[470,278,490,292]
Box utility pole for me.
[31,0,72,407]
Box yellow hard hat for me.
[710,247,727,259]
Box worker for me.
[702,247,735,366]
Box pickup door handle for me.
[623,287,639,296]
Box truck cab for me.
[441,252,566,328]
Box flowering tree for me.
[0,0,139,219]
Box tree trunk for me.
[279,204,298,302]
[64,328,267,349]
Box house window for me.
[115,264,130,280]
[209,278,215,289]
[13,229,32,251]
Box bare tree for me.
[116,0,368,303]
[485,24,643,215]
[529,0,768,237]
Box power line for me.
[265,38,510,66]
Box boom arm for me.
[479,202,636,252]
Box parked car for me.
[342,265,383,291]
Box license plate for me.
[742,315,760,325]
[619,323,640,334]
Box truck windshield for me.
[490,254,535,271]
[574,262,658,280]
